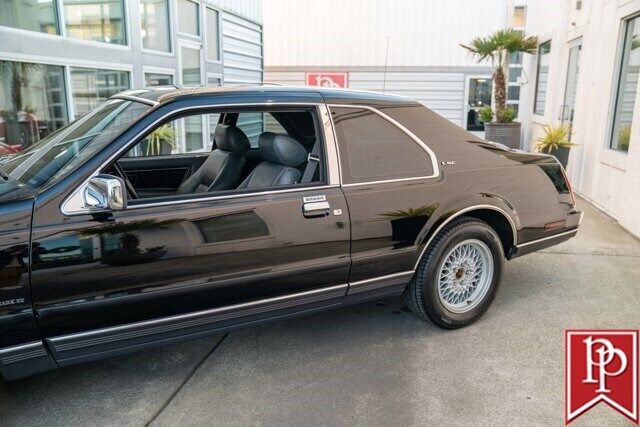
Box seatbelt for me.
[302,139,320,183]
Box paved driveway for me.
[1,197,639,426]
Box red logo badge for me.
[305,72,348,88]
[566,330,639,424]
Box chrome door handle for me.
[303,201,331,218]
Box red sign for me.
[305,72,348,88]
[566,330,639,424]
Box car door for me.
[29,102,350,364]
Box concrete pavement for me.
[1,197,638,426]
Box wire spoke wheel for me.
[437,239,494,314]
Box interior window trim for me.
[327,104,440,187]
[61,102,340,215]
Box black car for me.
[0,86,582,380]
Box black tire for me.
[404,216,504,329]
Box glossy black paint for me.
[0,86,581,379]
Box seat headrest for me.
[258,132,307,167]
[215,124,250,153]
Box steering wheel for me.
[112,162,139,200]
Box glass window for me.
[205,8,220,61]
[507,85,520,100]
[236,113,264,147]
[140,0,170,52]
[512,6,526,28]
[177,0,199,36]
[0,0,59,34]
[610,16,640,152]
[145,73,173,87]
[181,46,201,85]
[534,41,551,115]
[64,0,126,45]
[331,107,433,183]
[70,67,130,116]
[115,108,321,200]
[0,60,68,151]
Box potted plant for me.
[143,124,176,156]
[461,29,537,149]
[534,123,577,168]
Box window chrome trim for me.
[61,102,334,215]
[111,94,159,106]
[413,204,518,270]
[126,185,340,210]
[327,104,440,187]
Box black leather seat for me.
[177,124,249,194]
[237,132,307,189]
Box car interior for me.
[104,109,325,201]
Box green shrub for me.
[535,123,578,153]
[479,107,493,123]
[497,106,517,123]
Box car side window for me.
[109,107,325,203]
[330,106,434,184]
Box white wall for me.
[520,0,640,237]
[264,0,510,67]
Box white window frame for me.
[139,0,174,56]
[60,0,132,50]
[143,66,176,87]
[175,0,201,39]
[606,12,640,154]
[0,0,131,50]
[204,6,222,64]
[533,39,551,116]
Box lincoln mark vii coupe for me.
[0,86,582,380]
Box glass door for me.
[465,76,492,132]
[562,42,582,140]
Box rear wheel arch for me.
[415,205,517,267]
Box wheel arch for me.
[414,204,518,270]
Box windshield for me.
[0,99,150,189]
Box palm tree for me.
[461,29,537,122]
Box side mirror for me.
[82,174,126,211]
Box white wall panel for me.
[222,11,263,85]
[208,0,262,24]
[265,69,467,125]
[264,0,509,67]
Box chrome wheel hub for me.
[437,239,493,314]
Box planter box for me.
[549,146,570,168]
[484,122,521,149]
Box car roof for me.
[111,85,418,108]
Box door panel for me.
[342,180,440,283]
[119,154,209,196]
[30,186,350,337]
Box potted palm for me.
[143,124,176,156]
[461,29,537,149]
[534,123,577,168]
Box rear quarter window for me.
[330,106,434,184]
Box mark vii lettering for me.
[0,298,25,307]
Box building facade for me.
[264,0,526,132]
[518,0,640,237]
[0,0,263,152]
